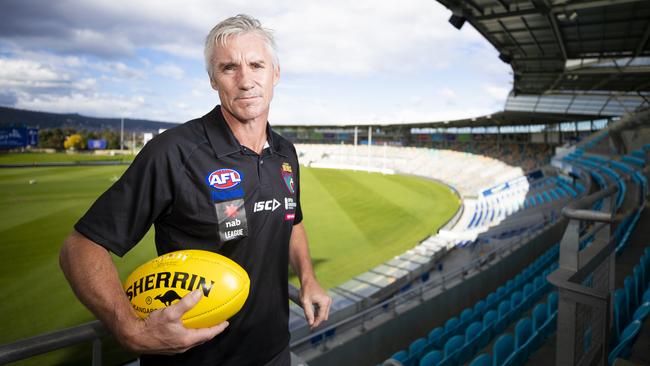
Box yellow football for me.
[123,249,250,328]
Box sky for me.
[0,0,513,125]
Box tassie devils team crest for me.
[281,162,295,194]
[123,250,250,328]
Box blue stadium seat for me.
[473,300,487,321]
[532,303,547,332]
[633,265,645,305]
[477,310,498,350]
[390,350,409,365]
[495,300,511,333]
[487,293,499,309]
[547,292,558,317]
[531,304,548,349]
[533,276,545,300]
[510,291,523,318]
[512,317,533,365]
[444,317,460,338]
[514,273,525,289]
[461,308,474,326]
[496,286,507,302]
[409,337,428,362]
[624,276,637,318]
[483,310,497,328]
[458,321,483,365]
[419,350,443,366]
[523,284,534,309]
[608,320,642,365]
[428,327,444,349]
[493,333,514,366]
[632,303,650,322]
[442,335,464,365]
[643,288,650,304]
[469,353,492,366]
[614,286,629,343]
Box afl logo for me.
[207,169,242,190]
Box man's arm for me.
[59,230,228,354]
[288,223,332,329]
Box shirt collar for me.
[203,105,287,158]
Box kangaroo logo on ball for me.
[155,290,182,306]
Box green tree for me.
[38,128,66,149]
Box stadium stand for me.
[287,141,583,343]
[374,110,649,366]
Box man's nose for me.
[237,66,255,90]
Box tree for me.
[64,134,85,150]
[39,128,66,149]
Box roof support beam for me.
[522,17,545,55]
[495,0,510,11]
[498,20,527,56]
[634,21,650,57]
[474,0,647,21]
[547,10,568,60]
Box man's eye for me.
[223,65,236,71]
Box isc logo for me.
[254,199,280,212]
[207,169,242,190]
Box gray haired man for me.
[60,14,331,366]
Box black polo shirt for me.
[75,105,302,366]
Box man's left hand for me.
[300,280,332,330]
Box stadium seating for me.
[380,243,560,366]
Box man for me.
[59,14,331,366]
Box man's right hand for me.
[121,289,229,355]
[60,231,228,356]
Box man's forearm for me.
[288,223,316,285]
[59,231,140,343]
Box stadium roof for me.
[436,0,650,94]
[281,1,650,128]
[274,109,604,128]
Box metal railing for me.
[548,183,620,366]
[289,218,556,352]
[0,285,303,365]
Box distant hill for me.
[0,106,180,132]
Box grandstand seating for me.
[377,128,649,366]
[289,143,585,341]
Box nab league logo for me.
[207,169,242,190]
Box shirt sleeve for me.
[74,140,176,256]
[293,148,303,225]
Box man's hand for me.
[121,289,229,354]
[300,280,332,330]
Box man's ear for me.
[273,64,280,87]
[210,78,219,91]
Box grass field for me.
[0,152,135,164]
[0,154,458,365]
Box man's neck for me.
[221,107,268,155]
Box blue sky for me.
[0,0,512,125]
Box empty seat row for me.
[467,292,558,366]
[382,244,559,366]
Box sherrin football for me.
[123,249,250,328]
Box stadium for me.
[1,0,650,366]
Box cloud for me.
[0,0,512,124]
[14,92,146,118]
[153,63,185,80]
[0,58,65,88]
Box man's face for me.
[210,32,280,123]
